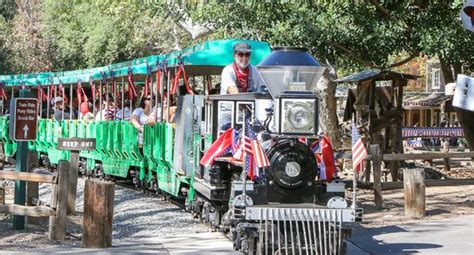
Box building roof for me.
[336,69,418,83]
[403,93,452,109]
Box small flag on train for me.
[310,135,336,181]
[200,128,234,167]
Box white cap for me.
[51,97,63,106]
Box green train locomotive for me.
[0,39,361,254]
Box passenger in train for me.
[52,96,76,121]
[116,96,131,121]
[94,93,117,121]
[79,101,94,121]
[130,95,156,144]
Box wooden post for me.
[370,144,383,210]
[365,158,371,182]
[26,151,39,225]
[442,140,450,171]
[403,168,425,219]
[67,152,80,215]
[82,179,115,248]
[48,160,69,241]
[0,187,4,205]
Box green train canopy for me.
[0,39,271,87]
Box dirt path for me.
[354,185,474,228]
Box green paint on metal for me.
[0,39,271,86]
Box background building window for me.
[432,67,441,89]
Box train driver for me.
[218,42,265,130]
[220,42,265,95]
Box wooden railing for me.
[0,160,69,241]
[357,145,474,211]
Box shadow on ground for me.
[349,225,443,255]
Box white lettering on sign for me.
[22,125,29,138]
[62,141,80,147]
[11,98,38,141]
[57,138,96,151]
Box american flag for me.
[200,128,234,167]
[352,123,367,172]
[242,116,270,180]
[310,136,336,181]
[231,129,241,156]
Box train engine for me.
[191,47,362,254]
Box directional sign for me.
[453,74,474,112]
[9,98,38,141]
[57,138,96,151]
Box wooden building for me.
[403,93,455,127]
[337,69,418,181]
[402,58,459,128]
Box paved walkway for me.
[2,217,473,254]
[0,232,237,255]
[348,215,474,255]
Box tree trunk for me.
[313,66,341,149]
[439,57,455,83]
[456,108,474,150]
[452,63,462,79]
[452,65,474,150]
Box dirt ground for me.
[354,185,474,227]
[348,160,474,228]
[1,162,474,251]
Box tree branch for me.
[331,42,376,68]
[366,0,390,17]
[165,3,214,40]
[386,53,419,68]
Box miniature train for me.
[0,39,362,254]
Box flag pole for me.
[241,109,248,207]
[351,118,357,209]
[351,167,357,209]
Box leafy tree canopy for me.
[187,0,473,77]
[0,0,472,78]
[40,0,189,71]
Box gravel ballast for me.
[0,177,210,250]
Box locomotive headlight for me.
[280,97,318,134]
[286,103,312,130]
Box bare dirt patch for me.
[355,185,474,226]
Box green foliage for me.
[188,1,473,76]
[40,0,188,71]
[0,0,16,21]
[0,0,472,76]
[0,15,11,74]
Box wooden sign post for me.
[57,138,95,215]
[9,90,38,230]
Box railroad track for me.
[104,178,187,210]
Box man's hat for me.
[51,97,63,106]
[233,42,252,53]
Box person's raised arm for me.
[130,114,143,132]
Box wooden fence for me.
[356,144,474,210]
[0,160,69,241]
